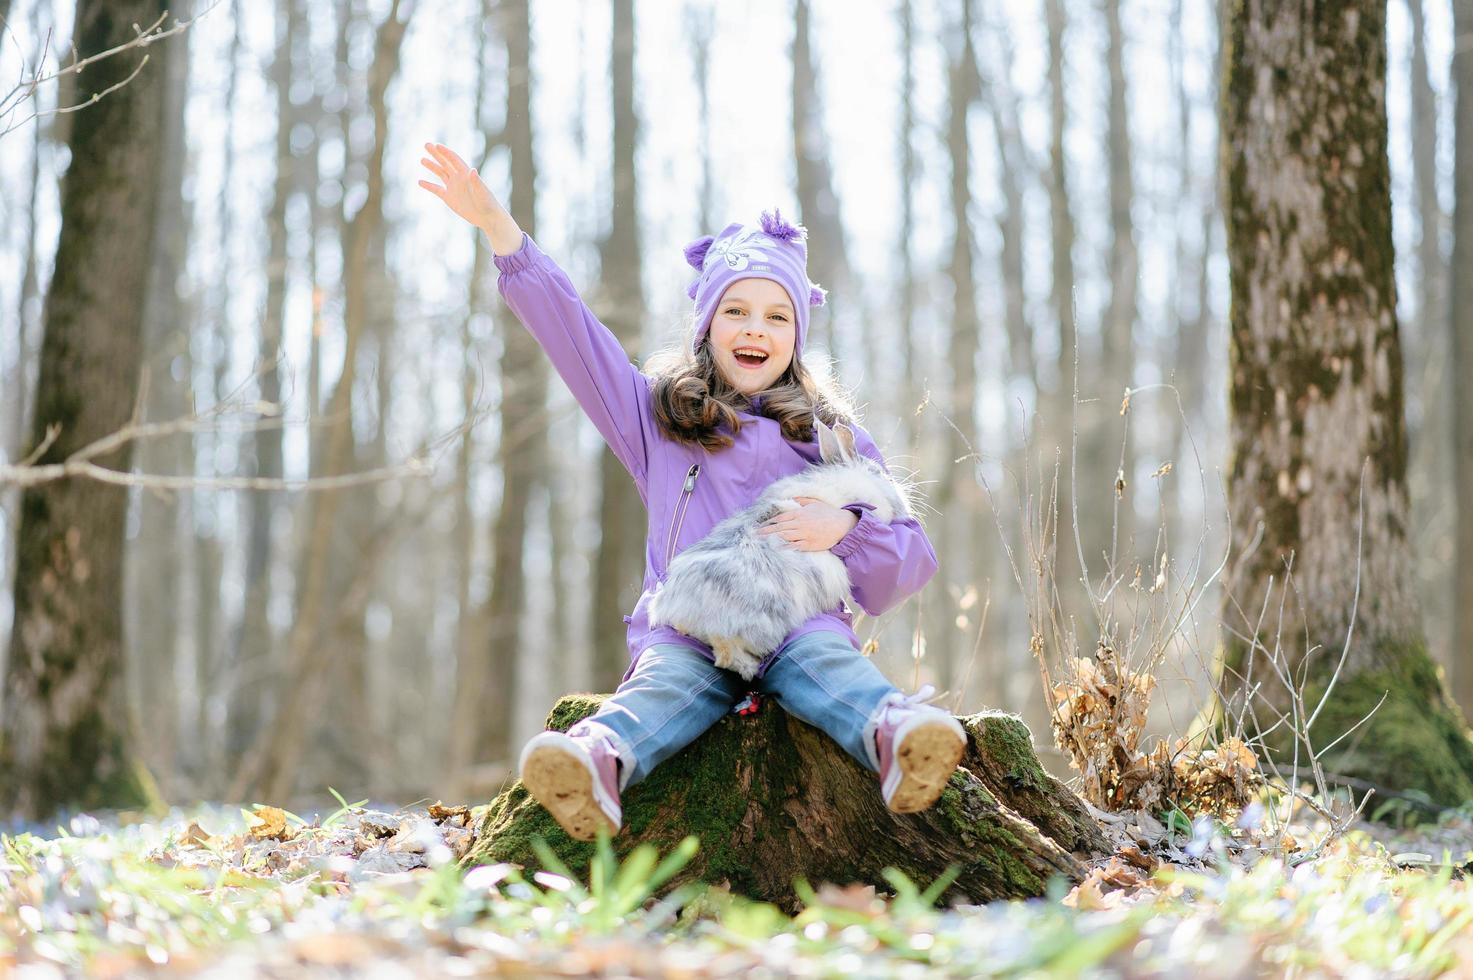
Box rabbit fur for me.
[647,418,914,680]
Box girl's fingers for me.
[426,141,467,173]
[424,142,458,173]
[417,179,446,198]
[421,156,450,180]
[437,143,471,171]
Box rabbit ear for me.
[833,422,857,460]
[815,417,843,462]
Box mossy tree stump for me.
[469,695,1108,908]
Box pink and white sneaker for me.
[864,685,967,813]
[518,722,624,841]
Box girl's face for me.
[707,278,796,396]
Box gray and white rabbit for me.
[648,418,914,680]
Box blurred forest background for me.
[0,0,1467,814]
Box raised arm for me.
[829,423,939,616]
[419,142,654,487]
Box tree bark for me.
[0,0,172,819]
[590,0,645,692]
[1043,0,1084,623]
[448,0,544,789]
[126,0,193,796]
[228,0,292,773]
[3,9,53,684]
[471,695,1106,908]
[1218,0,1473,805]
[229,0,413,804]
[1452,0,1473,717]
[922,0,983,692]
[791,0,856,364]
[1079,0,1139,584]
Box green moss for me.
[967,712,1049,793]
[933,780,1045,897]
[544,694,606,732]
[469,697,792,892]
[1298,642,1473,811]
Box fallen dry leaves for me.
[1050,641,1263,820]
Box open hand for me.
[418,142,505,230]
[758,496,859,552]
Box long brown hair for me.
[646,336,856,451]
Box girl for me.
[419,142,965,841]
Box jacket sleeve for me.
[828,423,939,616]
[493,231,654,487]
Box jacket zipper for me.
[664,463,702,569]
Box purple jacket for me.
[493,233,939,681]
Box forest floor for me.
[2,792,1471,978]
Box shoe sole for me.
[520,743,619,842]
[888,720,966,813]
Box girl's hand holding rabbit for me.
[418,142,524,255]
[758,496,858,551]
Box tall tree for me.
[923,0,983,689]
[686,2,716,234]
[1219,0,1473,803]
[1043,0,1085,619]
[791,0,856,363]
[1405,0,1453,672]
[0,0,172,819]
[230,0,414,804]
[895,0,921,447]
[448,0,543,788]
[1452,0,1473,716]
[1080,0,1139,582]
[3,8,52,680]
[589,0,645,691]
[228,0,292,776]
[126,0,194,793]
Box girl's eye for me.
[770,314,788,322]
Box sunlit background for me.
[0,0,1461,805]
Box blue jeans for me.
[577,631,900,788]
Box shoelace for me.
[878,683,942,717]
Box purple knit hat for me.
[683,208,828,359]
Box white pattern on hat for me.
[703,226,774,273]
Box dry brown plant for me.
[956,367,1374,839]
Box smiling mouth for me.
[732,348,769,369]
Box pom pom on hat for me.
[808,283,827,307]
[683,235,716,271]
[758,208,807,243]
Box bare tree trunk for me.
[1043,0,1083,620]
[230,0,413,805]
[126,0,193,797]
[589,0,645,692]
[790,0,856,364]
[895,0,920,445]
[979,19,1042,724]
[1451,0,1473,717]
[1218,0,1473,804]
[1079,0,1139,582]
[923,0,983,692]
[442,0,495,795]
[2,9,51,679]
[0,0,171,820]
[1405,0,1454,678]
[687,3,715,234]
[227,0,291,775]
[448,0,542,790]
